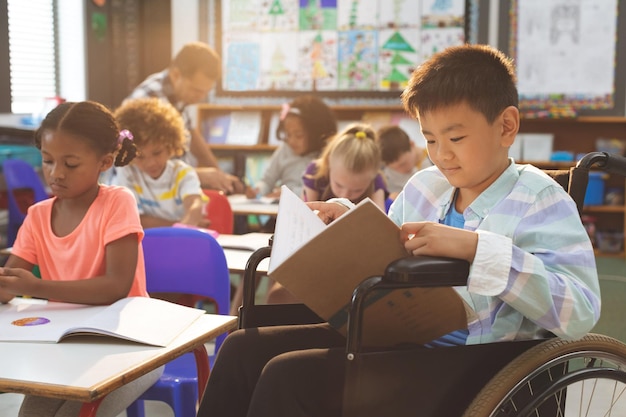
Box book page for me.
[268,185,326,273]
[0,297,206,347]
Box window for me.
[7,0,57,114]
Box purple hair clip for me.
[118,129,134,144]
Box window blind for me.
[7,0,56,114]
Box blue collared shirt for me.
[389,160,600,344]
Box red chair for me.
[202,189,234,234]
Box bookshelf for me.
[197,105,626,258]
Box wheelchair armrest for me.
[346,255,470,355]
[384,255,470,287]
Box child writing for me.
[376,124,425,200]
[113,97,208,229]
[302,123,388,211]
[196,44,600,417]
[0,101,163,417]
[245,94,337,199]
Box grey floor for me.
[0,394,176,417]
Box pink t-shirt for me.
[11,185,148,297]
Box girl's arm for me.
[370,188,386,211]
[0,234,139,305]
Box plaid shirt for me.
[389,160,600,344]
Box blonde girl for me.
[302,123,388,210]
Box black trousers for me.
[197,323,346,417]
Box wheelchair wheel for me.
[463,333,626,417]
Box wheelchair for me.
[237,151,626,417]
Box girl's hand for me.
[246,186,260,199]
[401,222,478,262]
[306,201,350,224]
[0,267,40,298]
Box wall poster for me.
[215,0,468,97]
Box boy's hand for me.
[306,201,350,224]
[0,267,39,298]
[401,222,478,262]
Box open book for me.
[0,297,206,347]
[269,186,471,347]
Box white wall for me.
[171,0,200,57]
[57,0,86,101]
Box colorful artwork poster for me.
[337,30,378,90]
[222,0,263,31]
[224,36,261,91]
[337,0,378,30]
[299,0,338,30]
[223,0,299,32]
[420,26,465,62]
[257,33,300,90]
[219,0,466,93]
[259,0,300,31]
[378,28,419,90]
[421,0,466,28]
[378,0,422,30]
[295,30,339,90]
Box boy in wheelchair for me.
[197,44,600,417]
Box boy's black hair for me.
[276,95,337,154]
[35,101,137,167]
[402,44,518,123]
[377,125,412,164]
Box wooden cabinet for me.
[519,117,626,258]
[197,104,626,257]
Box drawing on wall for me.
[337,30,378,90]
[296,31,338,90]
[224,38,261,91]
[258,33,300,90]
[511,0,617,110]
[379,29,418,90]
[218,0,466,93]
[299,0,338,30]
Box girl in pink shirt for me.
[0,101,161,417]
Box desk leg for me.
[193,344,210,398]
[78,397,103,417]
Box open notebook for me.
[0,297,206,347]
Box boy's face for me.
[418,101,517,203]
[387,147,418,174]
[132,142,173,180]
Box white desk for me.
[227,194,279,217]
[217,233,272,274]
[0,311,237,417]
[223,248,270,274]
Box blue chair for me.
[2,159,49,246]
[126,226,231,417]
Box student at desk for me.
[113,97,209,229]
[0,101,163,417]
[245,95,337,200]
